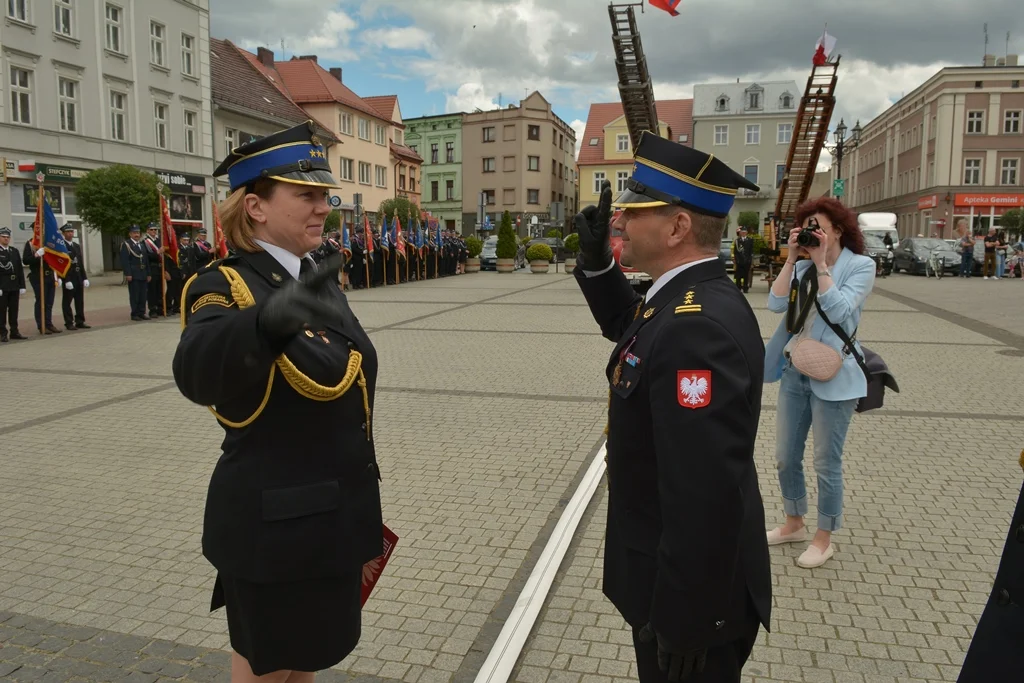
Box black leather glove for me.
[637,623,707,682]
[258,253,343,346]
[573,180,614,271]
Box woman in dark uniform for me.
[173,121,384,683]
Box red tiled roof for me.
[390,142,422,164]
[577,99,693,165]
[272,58,391,123]
[363,95,399,123]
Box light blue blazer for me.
[764,248,876,401]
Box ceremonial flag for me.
[394,216,405,252]
[212,196,228,258]
[341,218,351,256]
[32,196,72,277]
[160,194,178,264]
[363,214,374,253]
[648,0,681,16]
[380,216,390,251]
[813,28,837,66]
[416,220,425,254]
[360,524,399,606]
[435,221,442,247]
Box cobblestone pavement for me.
[1,270,1020,683]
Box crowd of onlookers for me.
[954,219,1020,279]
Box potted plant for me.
[465,236,482,273]
[527,243,553,273]
[563,233,580,274]
[495,211,517,273]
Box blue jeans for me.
[997,253,1006,278]
[960,252,973,277]
[775,366,857,531]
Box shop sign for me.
[36,163,90,183]
[155,169,207,194]
[168,194,204,222]
[954,193,1024,207]
[23,185,63,213]
[917,194,938,209]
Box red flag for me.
[360,524,398,606]
[813,29,836,66]
[395,216,405,252]
[648,0,681,16]
[211,196,228,258]
[160,195,178,263]
[364,214,375,254]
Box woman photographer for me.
[763,197,875,568]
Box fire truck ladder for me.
[609,3,660,150]
[774,58,840,235]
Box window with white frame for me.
[374,165,387,187]
[224,128,235,156]
[482,157,495,173]
[616,170,629,192]
[777,123,792,144]
[181,33,195,76]
[775,164,786,188]
[1005,110,1022,134]
[394,129,402,145]
[153,102,167,148]
[183,110,196,153]
[593,171,606,194]
[743,164,759,186]
[10,67,32,125]
[339,157,353,182]
[527,189,539,204]
[58,77,78,132]
[7,0,27,22]
[375,124,386,145]
[747,91,761,110]
[963,158,981,185]
[966,110,984,134]
[616,134,629,152]
[358,118,370,140]
[714,124,728,145]
[105,4,123,53]
[150,22,165,66]
[528,155,540,171]
[109,91,127,140]
[1001,159,1019,186]
[339,112,352,135]
[745,124,760,144]
[358,161,371,184]
[54,0,73,36]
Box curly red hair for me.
[794,197,864,255]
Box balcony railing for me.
[737,184,776,199]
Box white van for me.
[858,212,898,244]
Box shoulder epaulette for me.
[674,288,702,315]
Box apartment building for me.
[405,113,463,232]
[576,99,693,208]
[692,80,800,235]
[1,0,213,274]
[363,95,422,213]
[849,56,1024,238]
[461,91,577,236]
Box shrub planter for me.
[564,261,576,275]
[465,257,481,273]
[529,260,550,274]
[525,242,554,274]
[496,258,515,273]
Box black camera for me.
[796,218,820,248]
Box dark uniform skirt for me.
[211,567,362,676]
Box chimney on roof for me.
[1006,54,1019,66]
[984,54,996,67]
[330,67,342,82]
[298,55,318,63]
[997,57,1006,66]
[257,47,274,67]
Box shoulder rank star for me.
[675,289,701,314]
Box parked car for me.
[893,237,961,275]
[719,238,734,273]
[479,236,526,270]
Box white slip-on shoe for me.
[797,544,834,568]
[766,526,807,546]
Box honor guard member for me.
[59,225,90,330]
[173,120,383,683]
[957,450,1024,682]
[143,223,165,316]
[120,225,151,321]
[178,232,198,283]
[22,230,60,334]
[0,227,27,341]
[573,133,771,683]
[194,227,215,269]
[732,227,754,293]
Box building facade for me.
[1,0,213,274]
[405,113,463,232]
[362,95,423,214]
[692,80,800,235]
[576,99,693,209]
[461,92,577,236]
[848,57,1024,238]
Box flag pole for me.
[37,183,45,334]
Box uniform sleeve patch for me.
[191,292,235,314]
[677,370,711,408]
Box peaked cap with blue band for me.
[213,120,340,193]
[612,131,760,217]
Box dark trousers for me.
[28,276,56,329]
[167,275,182,313]
[734,262,752,291]
[631,618,759,683]
[128,278,149,318]
[147,275,163,314]
[62,279,85,325]
[0,290,20,334]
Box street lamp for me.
[824,117,862,185]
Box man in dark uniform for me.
[143,223,165,316]
[165,232,183,315]
[194,227,215,270]
[0,227,27,341]
[732,227,754,293]
[178,232,199,285]
[957,451,1024,682]
[119,224,151,321]
[573,132,771,683]
[22,231,60,334]
[59,225,90,330]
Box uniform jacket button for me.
[366,462,375,471]
[1016,524,1024,544]
[714,620,725,630]
[360,422,367,431]
[347,341,355,349]
[997,588,1011,606]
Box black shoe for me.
[1,334,7,343]
[131,316,142,321]
[140,315,151,320]
[9,331,26,340]
[46,325,62,334]
[65,322,77,330]
[76,322,91,329]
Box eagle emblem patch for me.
[677,370,711,409]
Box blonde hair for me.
[218,179,277,253]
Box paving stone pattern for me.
[1,271,1021,683]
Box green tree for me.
[323,210,341,233]
[75,165,164,237]
[998,208,1023,234]
[546,228,561,239]
[466,235,483,258]
[496,210,518,259]
[378,197,418,224]
[737,211,760,232]
[563,233,580,254]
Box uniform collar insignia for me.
[271,272,283,282]
[643,307,655,319]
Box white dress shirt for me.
[583,256,719,300]
[255,239,314,281]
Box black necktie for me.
[299,257,316,278]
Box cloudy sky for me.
[212,0,1023,167]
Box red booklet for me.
[360,524,398,606]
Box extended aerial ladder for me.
[763,58,841,279]
[609,3,661,149]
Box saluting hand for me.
[258,253,343,344]
[574,180,614,271]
